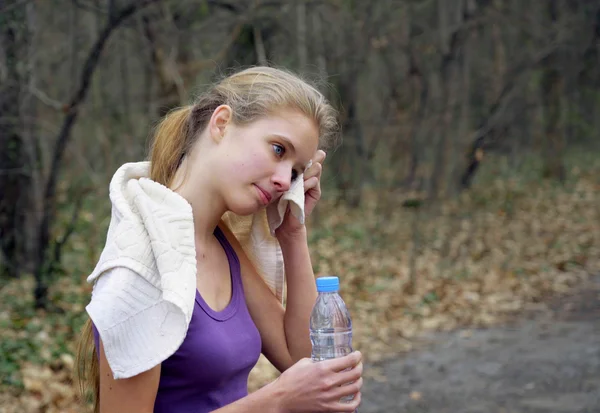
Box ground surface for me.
[360,275,600,413]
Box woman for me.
[75,66,363,413]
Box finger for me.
[303,160,323,180]
[331,377,363,402]
[303,176,319,193]
[330,391,362,412]
[303,150,325,178]
[314,149,326,164]
[305,182,321,211]
[352,391,363,410]
[324,351,362,373]
[332,362,363,387]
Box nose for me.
[271,164,292,193]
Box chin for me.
[229,209,258,217]
[226,202,264,217]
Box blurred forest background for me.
[1,0,600,411]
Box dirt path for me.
[360,276,600,413]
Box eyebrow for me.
[270,134,311,170]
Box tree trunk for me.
[22,0,42,276]
[541,0,565,182]
[394,2,428,189]
[328,5,368,207]
[491,19,506,101]
[0,2,31,279]
[297,0,307,70]
[430,0,463,199]
[337,101,365,208]
[311,8,328,84]
[253,26,268,66]
[450,25,472,196]
[541,66,565,181]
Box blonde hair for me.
[75,66,339,411]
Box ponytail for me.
[74,319,99,413]
[149,106,193,187]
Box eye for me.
[272,144,285,158]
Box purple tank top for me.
[92,226,262,412]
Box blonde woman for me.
[76,66,363,413]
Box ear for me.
[208,105,233,143]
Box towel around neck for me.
[86,161,294,378]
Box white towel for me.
[86,161,308,378]
[266,160,310,234]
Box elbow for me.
[287,346,311,367]
[288,340,312,363]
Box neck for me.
[170,161,225,246]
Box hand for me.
[275,150,326,237]
[273,351,363,413]
[302,149,326,218]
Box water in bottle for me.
[310,276,354,402]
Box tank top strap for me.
[193,225,243,321]
[214,225,241,280]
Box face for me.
[211,107,319,216]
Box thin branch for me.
[179,21,245,76]
[28,85,64,111]
[253,26,268,65]
[0,0,30,14]
[0,166,31,177]
[47,186,91,287]
[72,0,107,15]
[55,187,91,251]
[469,43,558,143]
[206,0,243,13]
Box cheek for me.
[230,151,267,177]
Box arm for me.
[210,380,282,413]
[275,149,328,360]
[277,227,317,360]
[97,338,160,413]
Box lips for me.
[254,185,272,205]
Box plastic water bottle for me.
[310,276,354,402]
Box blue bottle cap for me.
[316,276,339,292]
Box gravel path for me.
[360,276,600,413]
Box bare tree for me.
[32,0,162,309]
